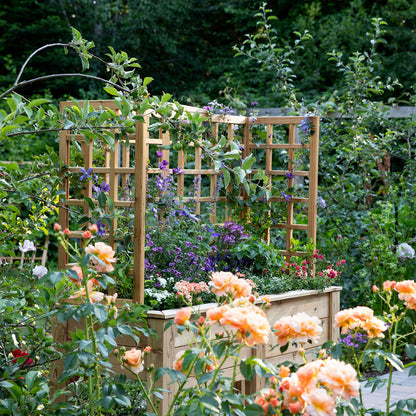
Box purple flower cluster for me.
[340,331,368,348]
[300,116,311,134]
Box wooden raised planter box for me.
[51,286,341,415]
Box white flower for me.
[144,288,172,302]
[19,240,36,253]
[157,277,168,288]
[397,243,415,259]
[32,265,48,278]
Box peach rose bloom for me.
[273,313,322,345]
[244,310,271,346]
[303,387,336,416]
[206,305,231,322]
[69,266,83,283]
[296,360,323,390]
[282,374,306,412]
[279,365,291,378]
[351,306,374,321]
[293,313,322,343]
[123,348,144,374]
[209,271,237,296]
[395,280,416,310]
[173,350,185,372]
[230,278,252,299]
[319,358,359,401]
[273,316,296,346]
[362,316,388,338]
[255,388,280,413]
[219,307,250,333]
[335,306,387,338]
[88,290,105,303]
[174,307,192,325]
[85,242,116,272]
[383,280,397,291]
[334,306,373,334]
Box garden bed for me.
[51,286,341,415]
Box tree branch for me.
[14,43,69,85]
[1,73,129,101]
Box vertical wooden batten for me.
[133,117,148,303]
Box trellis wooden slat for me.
[58,100,320,302]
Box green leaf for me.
[200,395,221,412]
[28,98,50,108]
[1,125,18,134]
[98,191,106,208]
[104,86,119,96]
[94,305,108,323]
[373,355,385,373]
[222,168,231,188]
[47,271,64,285]
[143,77,153,86]
[83,197,94,211]
[0,381,14,389]
[81,253,90,267]
[242,154,256,170]
[233,167,246,185]
[385,353,404,372]
[405,344,416,359]
[106,194,114,211]
[114,395,131,407]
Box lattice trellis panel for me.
[245,116,320,258]
[58,100,319,302]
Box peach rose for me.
[206,305,231,322]
[303,387,336,416]
[69,266,83,283]
[174,307,192,325]
[319,358,359,401]
[209,271,237,296]
[395,280,416,310]
[123,348,144,374]
[244,310,271,346]
[230,278,252,299]
[85,242,116,273]
[335,306,387,338]
[273,313,322,345]
[383,280,397,291]
[361,316,388,338]
[173,350,185,372]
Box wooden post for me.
[58,127,69,270]
[133,118,148,303]
[308,117,319,247]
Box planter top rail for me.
[58,100,319,303]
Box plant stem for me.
[386,318,399,413]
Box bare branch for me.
[15,43,69,85]
[1,73,129,101]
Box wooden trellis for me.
[58,100,319,303]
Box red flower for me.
[11,349,33,365]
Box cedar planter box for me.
[51,286,341,415]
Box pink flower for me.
[82,230,92,239]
